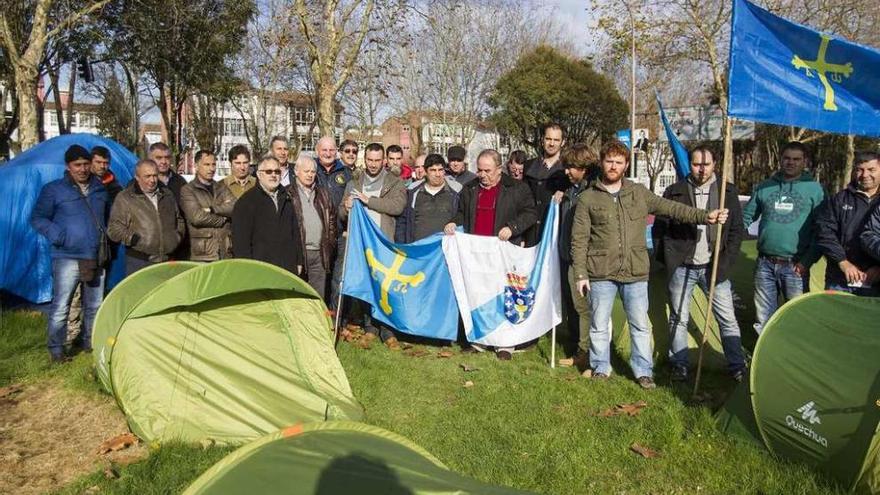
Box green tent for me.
[717,292,880,493]
[92,259,363,445]
[184,421,535,495]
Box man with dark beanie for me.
[31,145,109,363]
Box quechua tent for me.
[92,259,363,445]
[184,421,536,495]
[717,292,880,493]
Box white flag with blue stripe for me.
[442,203,561,347]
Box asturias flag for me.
[342,201,459,340]
[443,203,562,348]
[728,0,880,136]
[656,92,690,179]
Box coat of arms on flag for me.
[503,272,534,324]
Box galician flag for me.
[443,203,561,348]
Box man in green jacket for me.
[742,141,824,335]
[571,141,728,389]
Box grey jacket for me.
[338,170,407,239]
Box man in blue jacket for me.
[31,145,108,363]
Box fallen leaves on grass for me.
[459,363,479,372]
[463,380,474,388]
[404,349,430,358]
[97,433,139,454]
[557,358,574,367]
[630,443,660,458]
[595,401,648,418]
[0,383,24,399]
[437,350,454,358]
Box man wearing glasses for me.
[339,139,360,172]
[232,157,303,275]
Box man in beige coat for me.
[338,142,406,349]
[179,150,236,261]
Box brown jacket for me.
[289,182,337,272]
[222,174,256,199]
[179,179,235,261]
[108,182,184,261]
[338,170,406,239]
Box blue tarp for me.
[0,134,138,303]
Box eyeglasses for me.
[342,148,358,154]
[258,169,282,175]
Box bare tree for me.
[0,0,110,149]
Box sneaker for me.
[637,376,656,390]
[671,366,688,382]
[573,350,589,372]
[49,354,70,365]
[591,371,609,381]
[496,350,512,361]
[384,337,401,351]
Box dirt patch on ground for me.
[0,381,148,494]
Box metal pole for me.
[629,1,636,174]
[333,211,354,349]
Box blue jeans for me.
[753,257,807,335]
[826,283,880,297]
[667,266,745,374]
[48,258,105,358]
[589,280,653,378]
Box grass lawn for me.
[0,241,844,494]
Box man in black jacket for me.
[444,149,537,360]
[395,154,459,244]
[818,151,880,296]
[524,122,571,246]
[652,145,746,382]
[232,157,304,275]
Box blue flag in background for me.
[728,0,880,136]
[342,201,458,340]
[656,92,690,179]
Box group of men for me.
[29,126,880,392]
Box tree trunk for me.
[64,61,77,133]
[15,65,40,150]
[317,85,335,138]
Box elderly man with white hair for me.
[290,154,337,300]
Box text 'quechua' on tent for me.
[92,259,363,445]
[717,292,880,493]
[184,421,536,495]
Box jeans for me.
[589,280,653,378]
[667,265,745,374]
[826,283,880,297]
[753,257,808,335]
[48,258,104,358]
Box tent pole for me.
[333,213,353,349]
[693,117,733,396]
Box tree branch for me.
[46,0,112,41]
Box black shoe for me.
[460,346,478,354]
[49,354,70,365]
[573,350,589,372]
[496,350,512,361]
[671,366,688,382]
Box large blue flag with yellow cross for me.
[728,0,880,136]
[341,201,459,340]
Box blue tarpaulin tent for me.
[0,134,138,303]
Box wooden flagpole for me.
[692,116,734,396]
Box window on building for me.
[78,112,96,128]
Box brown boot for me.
[357,332,377,349]
[384,337,401,351]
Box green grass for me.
[0,241,845,494]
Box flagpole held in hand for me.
[693,117,733,396]
[333,202,354,350]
